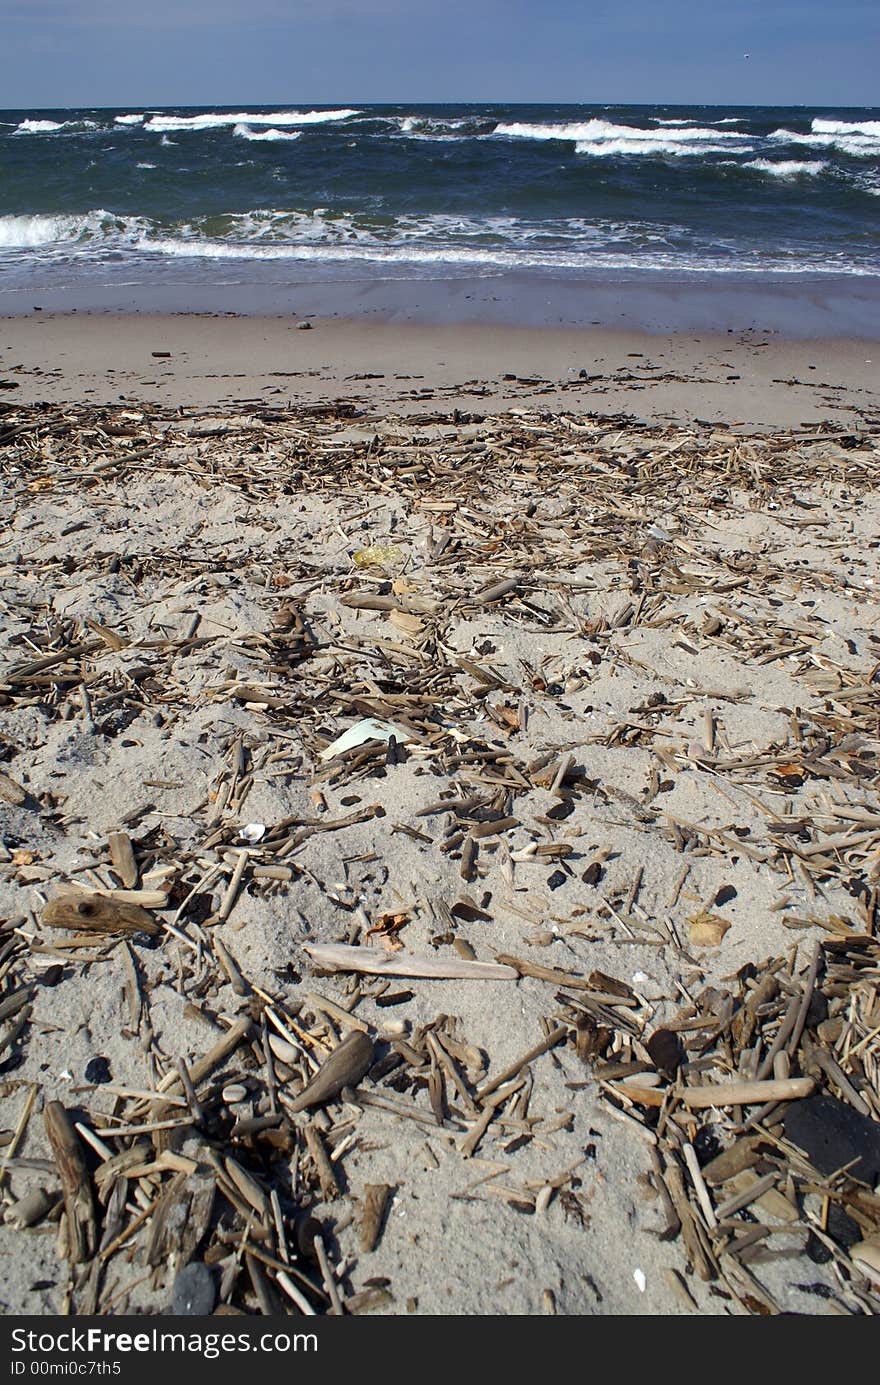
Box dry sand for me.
[1,313,879,1318]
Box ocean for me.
[1,103,879,328]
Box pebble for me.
[221,1083,248,1104]
[84,1056,112,1085]
[645,1028,683,1074]
[171,1261,216,1316]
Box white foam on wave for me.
[652,117,743,127]
[745,159,828,177]
[114,114,144,125]
[575,137,735,157]
[233,124,302,142]
[14,119,65,133]
[1,204,872,278]
[494,118,747,154]
[133,230,869,277]
[398,115,490,139]
[770,126,880,156]
[0,214,75,246]
[0,209,144,248]
[145,108,359,133]
[14,117,99,135]
[812,118,880,137]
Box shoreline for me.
[2,309,879,428]
[2,269,880,340]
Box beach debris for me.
[41,892,159,937]
[352,544,404,568]
[238,823,267,844]
[687,910,732,947]
[43,1101,97,1264]
[303,943,518,980]
[288,1030,375,1112]
[2,396,880,1317]
[107,831,138,888]
[590,933,880,1314]
[318,718,411,761]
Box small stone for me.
[645,1028,683,1074]
[84,1056,111,1085]
[297,321,313,330]
[547,869,567,891]
[171,1261,216,1316]
[222,1083,248,1104]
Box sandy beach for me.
[1,311,879,1318]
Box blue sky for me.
[1,0,877,108]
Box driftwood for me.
[44,1101,97,1263]
[303,942,518,981]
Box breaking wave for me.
[744,159,829,177]
[144,108,359,133]
[233,124,302,142]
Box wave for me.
[0,204,872,277]
[233,124,302,142]
[770,126,880,157]
[14,119,65,133]
[744,159,828,178]
[144,108,359,133]
[13,118,98,135]
[812,118,880,137]
[136,232,868,277]
[0,210,144,248]
[114,114,144,126]
[399,115,496,139]
[494,118,748,155]
[575,137,735,157]
[652,117,743,127]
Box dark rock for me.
[171,1261,216,1316]
[582,861,604,887]
[805,1231,832,1264]
[547,869,567,891]
[826,1202,861,1249]
[646,1027,684,1074]
[84,1056,112,1085]
[784,1094,880,1184]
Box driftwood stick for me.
[44,1101,97,1264]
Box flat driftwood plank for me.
[303,942,517,980]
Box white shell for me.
[239,823,266,844]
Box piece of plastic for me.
[318,717,410,762]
